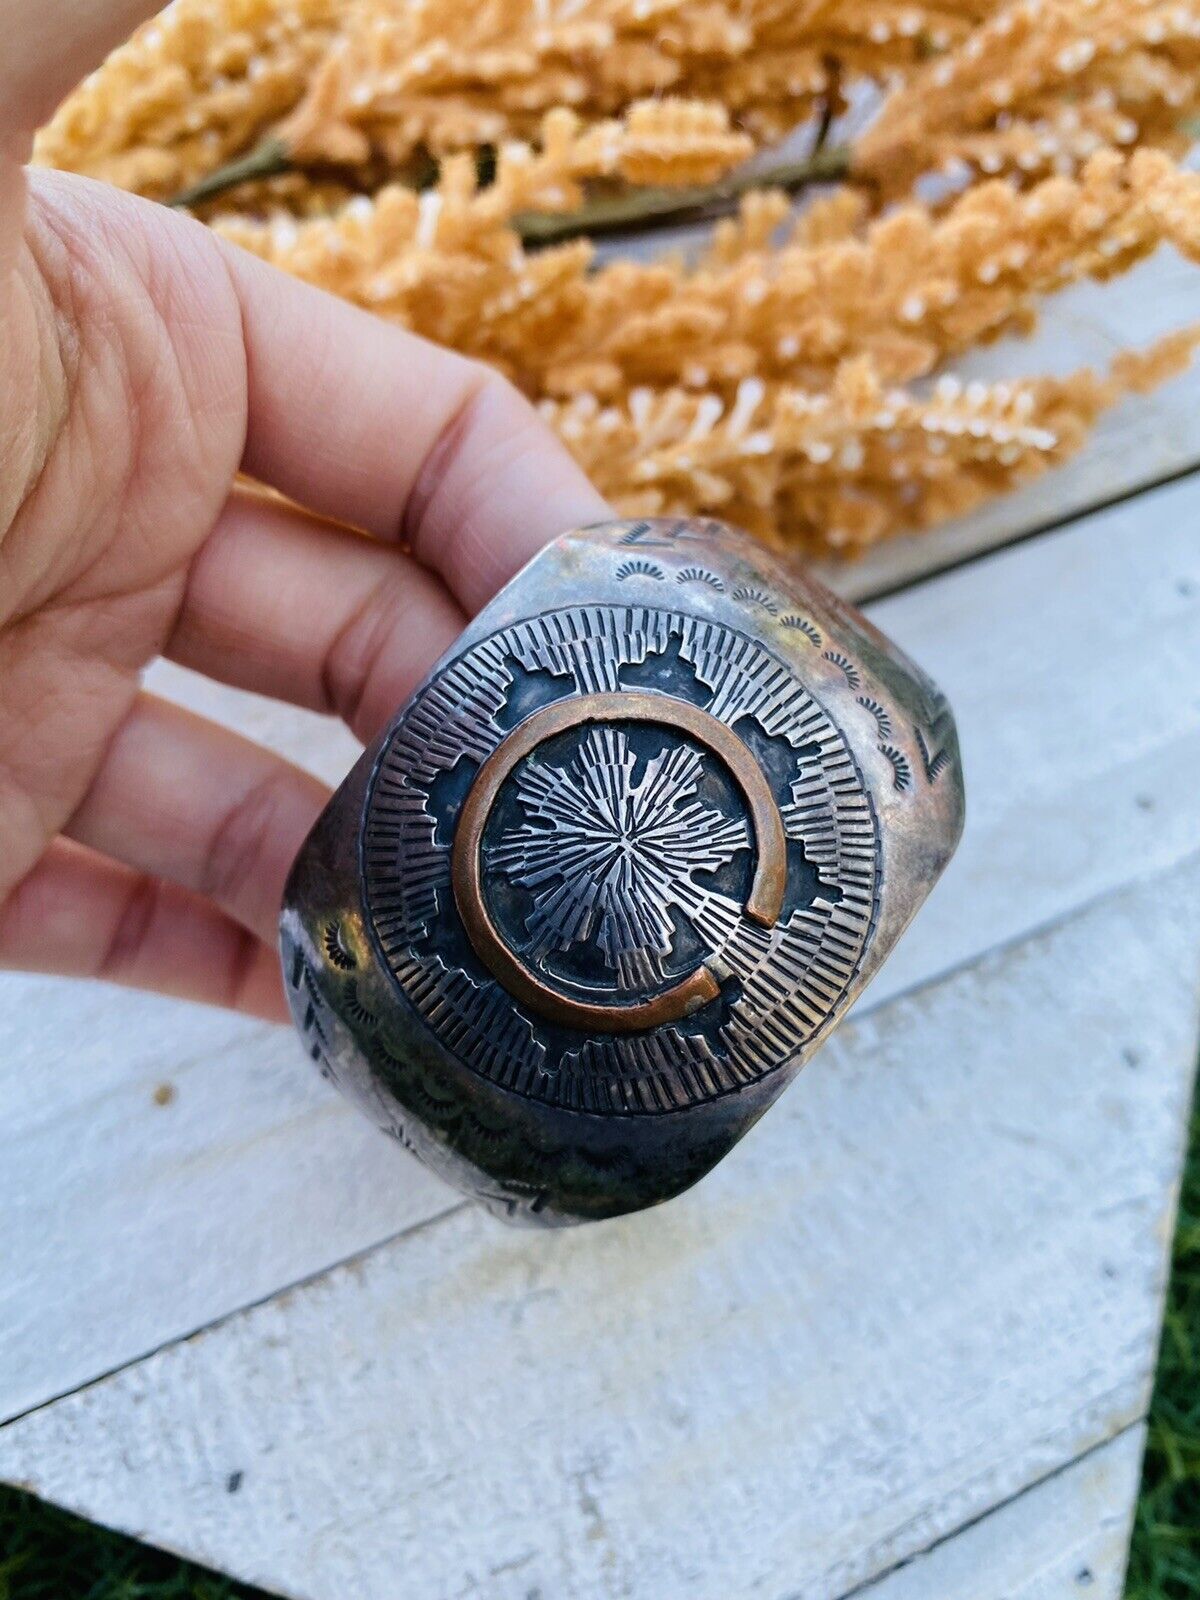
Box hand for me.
[0,3,608,1021]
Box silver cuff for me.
[280,517,964,1224]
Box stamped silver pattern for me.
[361,605,880,1115]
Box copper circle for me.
[450,692,787,1034]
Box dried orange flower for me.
[33,0,1200,560]
[858,0,1200,195]
[37,0,1000,204]
[546,331,1200,552]
[214,145,1200,404]
[33,0,340,200]
[277,0,996,175]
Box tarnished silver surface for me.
[280,518,965,1224]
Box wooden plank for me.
[2,473,1198,1427]
[863,467,1200,1007]
[857,1428,1145,1600]
[2,860,1196,1600]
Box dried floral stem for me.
[36,0,1200,560]
[513,146,853,246]
[42,0,998,208]
[858,0,1200,195]
[547,330,1200,553]
[217,144,1200,409]
[265,0,990,180]
[168,137,290,209]
[32,0,342,201]
[812,57,843,157]
[169,138,853,241]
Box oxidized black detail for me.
[281,517,965,1225]
[361,607,879,1114]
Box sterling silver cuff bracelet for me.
[280,517,964,1225]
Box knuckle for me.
[320,569,413,730]
[405,365,540,556]
[200,770,293,913]
[99,874,161,983]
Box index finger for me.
[218,239,609,616]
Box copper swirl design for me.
[450,692,787,1033]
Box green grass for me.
[1125,1100,1200,1599]
[0,1487,266,1600]
[2,1107,1199,1600]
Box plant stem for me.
[514,144,853,247]
[166,139,855,241]
[167,137,291,208]
[811,58,842,159]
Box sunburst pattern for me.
[490,727,749,991]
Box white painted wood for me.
[863,469,1200,1008]
[3,862,1196,1600]
[858,1428,1146,1600]
[2,473,1198,1430]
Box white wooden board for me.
[2,860,1196,1600]
[2,472,1199,1438]
[858,1427,1145,1600]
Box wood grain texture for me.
[2,474,1198,1430]
[2,863,1196,1600]
[864,469,1200,1008]
[858,1428,1145,1600]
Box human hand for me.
[0,1,608,1021]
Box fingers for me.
[218,241,610,616]
[0,837,287,1021]
[169,489,466,743]
[63,694,329,947]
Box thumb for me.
[0,1,163,140]
[0,3,162,273]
